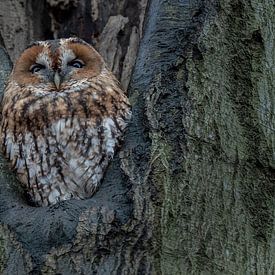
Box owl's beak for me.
[54,72,61,90]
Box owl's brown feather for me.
[0,38,131,206]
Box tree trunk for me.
[0,0,274,274]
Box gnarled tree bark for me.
[0,0,274,274]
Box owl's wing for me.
[0,42,12,116]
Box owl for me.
[0,38,131,207]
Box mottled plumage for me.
[0,38,131,206]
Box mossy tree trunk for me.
[0,0,274,274]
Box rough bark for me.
[0,0,275,274]
[139,0,275,273]
[0,33,12,99]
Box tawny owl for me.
[0,37,131,207]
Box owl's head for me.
[11,37,104,90]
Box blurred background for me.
[0,0,148,89]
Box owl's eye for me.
[30,64,45,74]
[68,59,84,68]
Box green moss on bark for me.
[0,228,6,274]
[177,0,274,273]
[141,0,275,274]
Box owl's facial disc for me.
[30,55,86,90]
[12,38,104,88]
[28,48,86,90]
